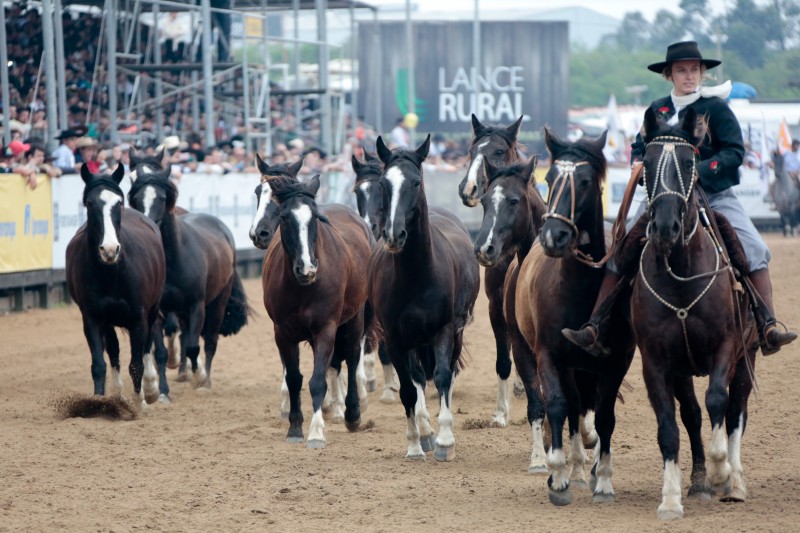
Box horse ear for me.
[471,113,483,135]
[255,153,270,175]
[376,136,392,164]
[544,126,568,159]
[507,115,524,139]
[156,147,166,166]
[523,155,538,184]
[642,107,659,142]
[351,154,363,173]
[415,134,431,162]
[307,174,321,197]
[80,162,94,184]
[111,163,125,185]
[288,157,304,178]
[592,130,609,154]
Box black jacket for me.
[631,95,744,194]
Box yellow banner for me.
[0,175,53,273]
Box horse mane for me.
[557,139,608,183]
[487,161,531,185]
[261,162,301,182]
[128,172,178,208]
[353,157,383,183]
[83,177,124,205]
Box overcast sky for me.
[367,0,730,21]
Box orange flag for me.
[777,118,793,154]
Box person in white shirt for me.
[785,139,800,176]
[51,129,81,174]
[389,117,410,149]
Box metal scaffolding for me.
[1,0,376,155]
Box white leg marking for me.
[355,345,368,412]
[385,166,406,237]
[142,352,159,404]
[594,451,615,499]
[280,371,290,420]
[658,459,684,519]
[380,363,398,403]
[361,337,377,385]
[292,204,315,275]
[492,375,509,427]
[727,413,746,500]
[406,411,424,459]
[529,418,548,473]
[106,366,124,397]
[480,186,505,254]
[166,330,181,369]
[569,432,589,487]
[547,447,569,492]
[707,423,731,487]
[414,382,435,439]
[580,410,598,448]
[326,367,345,423]
[437,394,455,448]
[307,408,326,445]
[249,184,273,239]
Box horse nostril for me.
[398,230,407,242]
[258,229,271,241]
[485,245,495,257]
[382,228,389,241]
[673,221,681,235]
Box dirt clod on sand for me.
[52,392,137,421]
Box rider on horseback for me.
[563,41,797,357]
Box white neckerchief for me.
[667,80,732,125]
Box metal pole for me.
[404,0,415,145]
[473,0,480,85]
[106,0,119,144]
[202,0,216,148]
[262,0,272,156]
[0,4,11,145]
[41,0,60,151]
[317,0,331,154]
[242,39,251,153]
[350,4,357,135]
[153,0,163,140]
[292,0,301,129]
[372,9,381,135]
[53,0,68,131]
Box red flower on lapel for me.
[658,106,670,113]
[710,161,719,171]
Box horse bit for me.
[639,136,733,373]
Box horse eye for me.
[414,181,421,188]
[495,149,505,156]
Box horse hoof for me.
[379,390,396,404]
[286,436,304,444]
[420,434,436,453]
[720,487,746,503]
[589,474,597,493]
[528,465,548,474]
[657,508,684,520]
[157,394,171,405]
[592,491,615,503]
[345,419,361,432]
[406,452,426,461]
[332,413,345,424]
[433,444,455,462]
[175,372,189,383]
[571,479,589,490]
[490,417,508,428]
[366,380,377,393]
[548,487,573,506]
[144,391,160,405]
[307,439,326,449]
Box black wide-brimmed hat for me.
[647,41,721,73]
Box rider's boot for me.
[562,271,625,358]
[748,268,797,356]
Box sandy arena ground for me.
[1,235,799,532]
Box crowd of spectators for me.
[1,2,482,200]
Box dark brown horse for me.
[66,164,167,405]
[459,114,526,426]
[262,176,373,448]
[632,107,757,519]
[128,166,249,388]
[249,156,304,249]
[515,128,635,505]
[369,135,480,461]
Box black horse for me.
[128,166,249,387]
[66,164,167,405]
[369,135,480,461]
[459,114,526,426]
[632,107,758,519]
[515,129,635,505]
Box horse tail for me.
[616,378,634,404]
[219,269,251,336]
